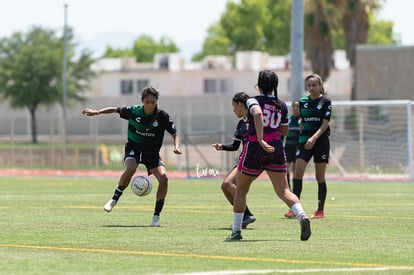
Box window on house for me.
[220,79,233,94]
[120,80,133,95]
[137,79,149,93]
[203,79,217,94]
[204,78,233,94]
[159,55,169,70]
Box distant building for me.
[88,50,351,100]
[355,45,414,100]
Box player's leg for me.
[226,171,254,241]
[267,170,311,241]
[222,166,256,228]
[221,166,237,205]
[148,156,168,227]
[284,143,311,218]
[293,158,307,199]
[104,157,138,212]
[311,136,329,219]
[311,162,327,218]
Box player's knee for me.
[221,181,230,191]
[158,173,169,185]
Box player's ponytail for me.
[258,69,281,109]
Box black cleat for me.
[300,217,311,241]
[242,215,256,229]
[225,231,243,241]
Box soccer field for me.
[0,175,413,274]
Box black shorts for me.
[296,135,330,163]
[238,140,287,177]
[124,142,164,173]
[284,144,298,163]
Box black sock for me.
[292,178,303,199]
[318,181,327,211]
[154,199,165,216]
[112,185,126,201]
[244,206,253,218]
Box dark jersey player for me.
[212,92,256,229]
[284,100,300,187]
[285,74,332,219]
[226,69,311,241]
[82,86,182,227]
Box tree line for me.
[0,0,397,143]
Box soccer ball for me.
[131,175,152,196]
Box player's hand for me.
[173,148,182,154]
[259,140,274,153]
[82,108,98,116]
[304,137,316,150]
[212,143,222,150]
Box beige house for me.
[88,51,352,101]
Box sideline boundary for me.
[0,168,409,182]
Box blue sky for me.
[1,0,412,60]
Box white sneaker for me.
[104,199,117,212]
[151,215,160,227]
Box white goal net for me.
[177,99,414,182]
[326,100,413,181]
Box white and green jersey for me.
[117,105,177,153]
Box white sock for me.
[291,203,307,222]
[232,212,244,232]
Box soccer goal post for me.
[330,100,413,182]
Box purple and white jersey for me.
[245,94,288,143]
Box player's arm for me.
[279,102,289,141]
[308,99,331,142]
[305,119,329,150]
[82,107,117,116]
[171,133,182,155]
[212,139,241,151]
[310,119,329,141]
[280,124,288,137]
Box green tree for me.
[103,35,180,62]
[193,0,291,59]
[103,46,133,58]
[197,0,395,93]
[368,13,399,45]
[0,26,95,143]
[133,35,179,62]
[304,0,334,81]
[304,0,385,95]
[192,24,232,61]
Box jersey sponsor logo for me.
[136,130,155,137]
[303,117,321,122]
